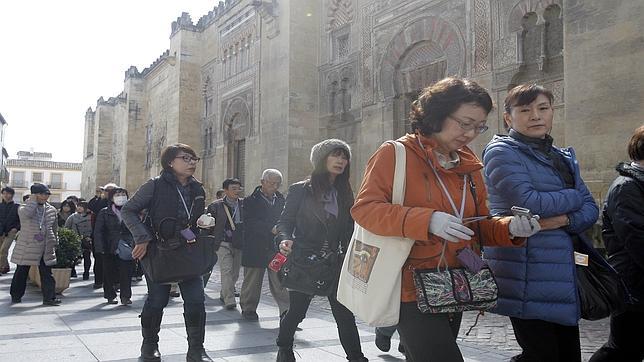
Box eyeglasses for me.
[448,115,489,134]
[175,155,201,163]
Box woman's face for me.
[505,94,553,139]
[431,103,489,154]
[326,150,349,177]
[62,204,71,212]
[169,151,199,178]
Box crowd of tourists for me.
[1,78,642,362]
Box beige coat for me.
[11,200,58,266]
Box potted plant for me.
[29,227,82,293]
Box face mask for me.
[113,195,128,206]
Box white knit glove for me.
[429,211,474,243]
[508,215,541,238]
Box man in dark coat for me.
[0,187,20,274]
[239,169,289,320]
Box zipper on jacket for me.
[422,173,432,202]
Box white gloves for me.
[508,215,541,238]
[429,211,474,243]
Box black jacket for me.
[242,186,285,268]
[94,205,134,254]
[122,171,206,245]
[276,181,354,256]
[205,197,244,249]
[0,200,20,234]
[603,162,644,306]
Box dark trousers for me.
[143,275,205,314]
[397,302,463,362]
[102,254,134,300]
[92,247,103,284]
[589,309,644,362]
[510,317,581,362]
[277,290,364,359]
[10,258,56,302]
[72,249,92,276]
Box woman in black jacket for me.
[590,125,644,362]
[122,143,211,362]
[94,187,135,305]
[275,139,367,362]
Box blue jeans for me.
[143,276,205,314]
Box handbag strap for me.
[385,141,407,205]
[467,174,484,254]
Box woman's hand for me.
[509,215,541,238]
[538,214,570,231]
[428,211,474,243]
[132,242,150,260]
[279,239,294,256]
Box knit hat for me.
[309,139,351,167]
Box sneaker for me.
[106,299,118,305]
[242,311,259,320]
[224,303,237,310]
[375,330,391,352]
[43,298,62,306]
[121,298,132,305]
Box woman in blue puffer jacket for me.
[482,84,599,362]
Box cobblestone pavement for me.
[0,260,610,361]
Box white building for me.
[7,151,82,204]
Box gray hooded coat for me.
[10,200,58,266]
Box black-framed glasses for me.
[175,155,201,163]
[448,115,489,134]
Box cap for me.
[30,183,51,195]
[102,183,119,190]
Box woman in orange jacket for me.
[351,77,541,362]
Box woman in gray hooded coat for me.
[9,183,61,306]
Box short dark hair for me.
[222,178,242,190]
[22,194,30,202]
[159,143,198,172]
[215,189,225,198]
[504,84,554,114]
[107,187,129,202]
[628,125,644,161]
[410,77,493,136]
[77,201,90,210]
[1,187,15,195]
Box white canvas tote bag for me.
[337,141,415,327]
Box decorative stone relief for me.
[494,35,517,68]
[360,3,376,105]
[328,0,354,31]
[474,0,491,72]
[379,16,465,100]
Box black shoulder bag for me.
[140,179,218,284]
[278,184,338,296]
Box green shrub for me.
[56,227,82,269]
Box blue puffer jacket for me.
[482,134,599,326]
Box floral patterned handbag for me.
[412,174,498,314]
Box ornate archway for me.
[222,97,251,185]
[379,16,465,137]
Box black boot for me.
[276,346,296,362]
[184,311,213,362]
[140,309,163,362]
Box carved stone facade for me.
[82,0,644,204]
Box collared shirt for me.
[259,191,277,206]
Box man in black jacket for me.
[0,187,20,274]
[239,169,289,320]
